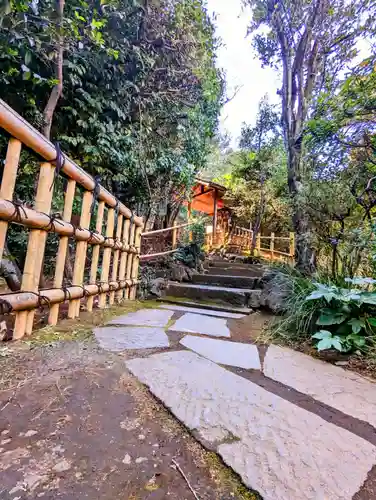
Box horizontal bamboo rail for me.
[0,100,142,339]
[141,222,191,237]
[0,99,143,227]
[140,248,180,260]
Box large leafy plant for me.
[306,279,376,353]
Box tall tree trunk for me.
[43,0,65,139]
[250,182,265,255]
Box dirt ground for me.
[0,306,258,500]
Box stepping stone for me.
[264,345,376,428]
[94,326,169,351]
[159,304,246,319]
[169,313,230,338]
[126,351,376,500]
[107,309,174,327]
[180,336,261,369]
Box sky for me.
[206,0,280,148]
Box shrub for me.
[307,279,376,353]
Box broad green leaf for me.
[367,318,376,327]
[312,330,332,340]
[316,313,346,326]
[317,338,335,351]
[348,318,365,334]
[331,338,343,352]
[305,290,327,301]
[359,292,376,305]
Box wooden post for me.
[48,179,76,324]
[68,190,93,318]
[0,138,22,262]
[270,232,275,260]
[109,213,123,305]
[188,201,192,243]
[117,218,130,301]
[130,224,142,300]
[290,231,295,263]
[172,221,178,249]
[99,207,115,308]
[125,222,136,299]
[256,233,261,256]
[14,162,55,339]
[86,200,105,312]
[212,189,218,247]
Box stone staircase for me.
[164,259,264,311]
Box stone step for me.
[192,273,261,289]
[157,297,253,315]
[205,266,264,277]
[166,282,262,308]
[205,260,262,269]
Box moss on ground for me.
[27,299,161,346]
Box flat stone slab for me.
[180,336,261,369]
[126,351,376,500]
[159,304,246,319]
[94,326,169,351]
[264,345,376,428]
[169,313,231,338]
[107,309,174,327]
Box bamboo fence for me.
[0,99,143,339]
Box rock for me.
[150,278,166,297]
[135,457,148,464]
[183,267,198,282]
[53,459,72,473]
[1,438,11,445]
[170,263,187,282]
[1,429,9,436]
[259,269,290,312]
[24,430,38,437]
[122,454,132,465]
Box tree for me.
[239,95,281,251]
[244,0,373,272]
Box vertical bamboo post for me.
[0,138,22,262]
[270,232,275,261]
[68,190,93,318]
[188,201,192,243]
[172,221,178,249]
[86,200,105,312]
[130,224,142,300]
[14,162,55,339]
[98,208,115,308]
[125,222,136,299]
[256,233,261,256]
[117,218,130,301]
[290,231,295,263]
[109,213,123,305]
[48,179,76,324]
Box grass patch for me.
[26,299,161,347]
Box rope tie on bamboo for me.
[40,212,65,232]
[9,198,28,222]
[90,175,101,215]
[50,142,65,191]
[88,229,102,244]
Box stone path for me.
[93,305,376,500]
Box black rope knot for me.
[50,142,65,191]
[10,198,28,222]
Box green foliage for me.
[306,280,376,352]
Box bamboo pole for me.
[125,222,136,299]
[117,218,130,301]
[0,99,143,227]
[270,232,275,260]
[86,200,105,312]
[0,138,22,262]
[290,231,295,263]
[2,280,138,313]
[130,225,142,300]
[68,190,93,318]
[14,162,55,339]
[172,221,178,249]
[0,199,132,248]
[99,208,115,308]
[109,213,123,305]
[48,179,76,324]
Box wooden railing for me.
[140,222,194,260]
[256,232,295,263]
[0,99,143,339]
